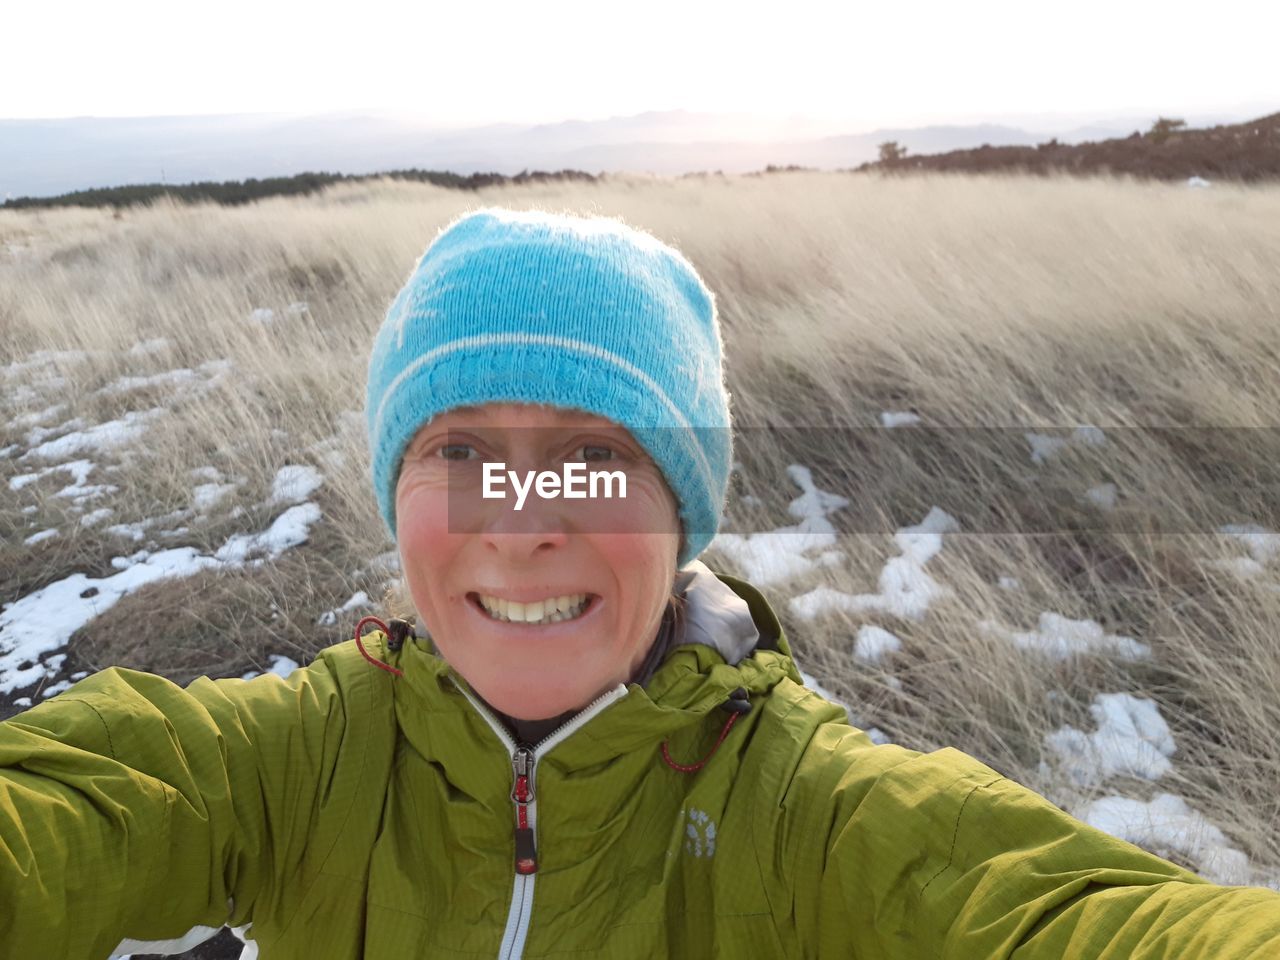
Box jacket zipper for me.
[452,679,630,960]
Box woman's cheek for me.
[395,470,454,548]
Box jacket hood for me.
[380,561,805,773]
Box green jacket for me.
[3,569,1280,959]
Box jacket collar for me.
[384,563,800,771]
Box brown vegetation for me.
[3,174,1280,936]
[862,112,1280,182]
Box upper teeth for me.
[477,593,589,624]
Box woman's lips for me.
[469,586,598,604]
[466,592,602,629]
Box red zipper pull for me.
[511,747,538,875]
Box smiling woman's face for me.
[394,402,682,721]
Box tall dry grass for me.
[3,171,1279,881]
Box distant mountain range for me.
[0,107,1269,200]
[862,111,1280,182]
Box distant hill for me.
[860,112,1280,181]
[0,168,603,211]
[2,107,1263,203]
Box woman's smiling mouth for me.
[469,592,599,626]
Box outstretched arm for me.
[761,692,1280,958]
[0,651,376,960]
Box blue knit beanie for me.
[365,207,732,566]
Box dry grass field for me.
[3,171,1280,902]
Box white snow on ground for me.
[798,668,889,745]
[249,307,276,324]
[1186,176,1212,188]
[984,612,1151,661]
[25,417,88,447]
[19,408,166,461]
[317,591,372,627]
[1082,794,1249,886]
[0,349,90,379]
[710,465,847,585]
[193,482,240,512]
[0,504,325,696]
[1219,524,1280,566]
[1026,433,1069,464]
[94,367,201,397]
[106,508,193,542]
[79,508,114,528]
[286,301,309,315]
[1084,483,1118,511]
[880,411,921,428]
[790,507,959,622]
[8,458,94,492]
[128,338,172,357]
[998,576,1022,591]
[11,402,68,429]
[1073,425,1106,446]
[1025,425,1107,465]
[854,625,901,664]
[270,464,324,504]
[241,654,302,681]
[0,547,216,695]
[1045,693,1175,788]
[214,503,323,566]
[1214,556,1266,580]
[22,529,59,547]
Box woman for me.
[3,208,1279,959]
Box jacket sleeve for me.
[763,693,1280,959]
[0,649,372,960]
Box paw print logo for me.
[683,807,717,858]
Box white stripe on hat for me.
[373,332,717,490]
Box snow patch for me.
[880,411,921,428]
[94,367,201,397]
[128,338,172,357]
[317,591,372,627]
[2,503,325,696]
[710,465,847,585]
[987,612,1150,661]
[241,654,302,681]
[270,464,324,505]
[79,507,115,528]
[1025,425,1107,465]
[854,625,901,664]
[193,482,240,513]
[1219,524,1280,566]
[790,507,958,622]
[1045,693,1175,787]
[1084,483,1118,511]
[1082,794,1249,886]
[214,503,323,565]
[20,408,166,461]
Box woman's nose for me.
[478,489,571,558]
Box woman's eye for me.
[437,443,478,461]
[572,444,616,463]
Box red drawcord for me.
[661,711,742,773]
[353,615,404,678]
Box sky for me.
[3,0,1277,129]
